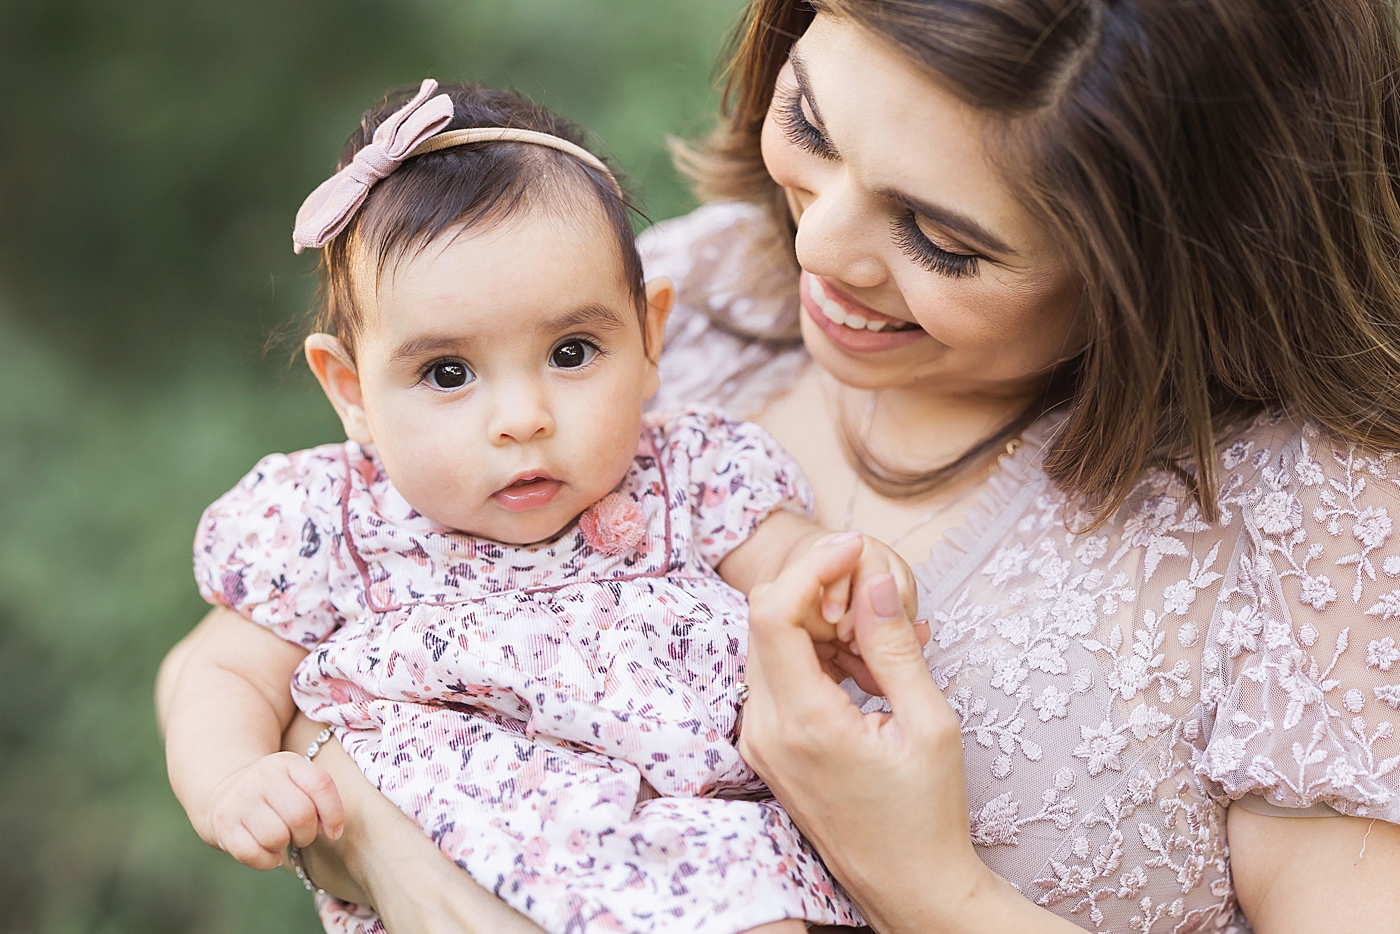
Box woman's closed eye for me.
[421,358,476,391]
[776,85,838,161]
[549,338,603,370]
[891,211,981,279]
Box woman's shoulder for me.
[639,202,808,421]
[638,201,780,280]
[1233,416,1400,606]
[1185,416,1400,821]
[1215,414,1400,549]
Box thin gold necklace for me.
[841,392,1023,546]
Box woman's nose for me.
[488,383,555,445]
[793,178,886,290]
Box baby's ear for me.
[642,276,674,366]
[304,333,372,445]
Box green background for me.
[0,2,744,930]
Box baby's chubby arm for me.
[159,610,344,870]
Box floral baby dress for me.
[193,406,861,934]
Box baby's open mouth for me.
[808,275,920,332]
[493,474,563,512]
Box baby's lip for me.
[492,472,562,512]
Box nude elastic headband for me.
[292,78,620,253]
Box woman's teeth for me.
[809,276,916,332]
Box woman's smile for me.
[800,271,928,354]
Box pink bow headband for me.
[292,78,619,253]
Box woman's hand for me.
[724,524,925,694]
[741,549,1082,934]
[282,713,547,934]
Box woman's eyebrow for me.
[878,187,1017,257]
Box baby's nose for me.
[488,384,555,444]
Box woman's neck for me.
[838,373,1042,474]
[756,363,1047,564]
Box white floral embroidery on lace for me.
[926,419,1400,932]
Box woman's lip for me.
[800,273,928,353]
[492,477,563,512]
[809,274,915,327]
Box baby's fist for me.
[820,534,918,643]
[205,751,344,871]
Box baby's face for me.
[336,205,667,545]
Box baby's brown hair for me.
[311,82,646,359]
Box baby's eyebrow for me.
[388,334,472,366]
[539,302,629,335]
[388,303,627,365]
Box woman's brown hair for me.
[680,0,1400,524]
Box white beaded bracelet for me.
[287,726,334,894]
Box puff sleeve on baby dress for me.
[193,447,348,648]
[667,405,814,568]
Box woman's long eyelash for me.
[891,212,981,278]
[775,87,837,160]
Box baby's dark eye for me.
[425,360,474,390]
[550,339,598,369]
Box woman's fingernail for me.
[870,575,901,618]
[849,640,862,657]
[823,530,861,546]
[823,603,843,623]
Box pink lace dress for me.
[642,203,1400,934]
[193,407,861,934]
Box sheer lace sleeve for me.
[1201,425,1400,821]
[192,446,344,649]
[639,202,808,420]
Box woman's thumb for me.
[854,575,940,723]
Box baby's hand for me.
[820,533,918,645]
[204,751,344,871]
[767,530,929,695]
[784,531,919,641]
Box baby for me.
[165,80,913,934]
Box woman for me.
[159,0,1400,931]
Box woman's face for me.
[761,13,1084,398]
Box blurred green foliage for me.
[0,2,743,930]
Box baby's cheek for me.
[597,419,646,488]
[383,439,488,529]
[563,383,643,481]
